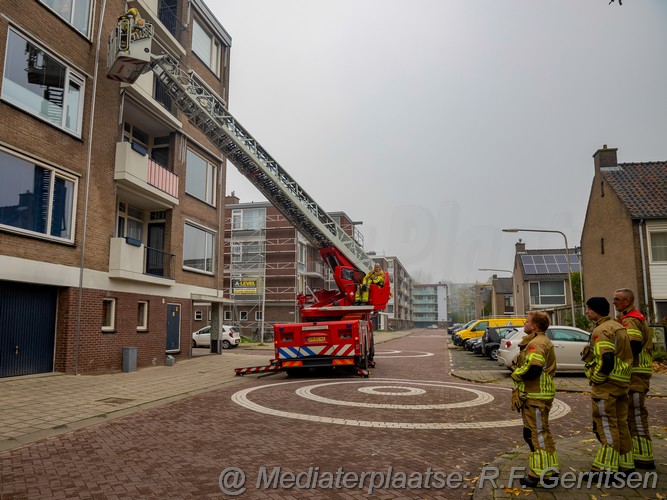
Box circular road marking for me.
[231,378,571,429]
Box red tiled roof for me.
[601,162,667,218]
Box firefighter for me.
[510,311,559,488]
[118,7,145,33]
[582,297,633,478]
[354,263,385,304]
[613,288,655,470]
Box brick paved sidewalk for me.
[473,428,667,499]
[0,330,414,452]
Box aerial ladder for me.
[107,14,391,376]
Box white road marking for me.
[231,378,571,429]
[357,386,426,396]
[297,381,492,409]
[373,350,435,358]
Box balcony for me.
[114,142,179,207]
[129,0,186,57]
[109,237,175,285]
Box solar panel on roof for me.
[521,253,581,274]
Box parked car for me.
[192,325,241,349]
[471,337,484,355]
[481,326,521,360]
[453,317,526,346]
[497,326,591,372]
[427,324,439,329]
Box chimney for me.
[592,144,618,173]
[225,191,240,205]
[515,238,526,254]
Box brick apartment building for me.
[0,0,236,376]
[222,196,371,338]
[581,145,667,323]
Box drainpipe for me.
[638,219,650,318]
[75,0,108,375]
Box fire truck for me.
[107,14,391,377]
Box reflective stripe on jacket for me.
[511,331,556,400]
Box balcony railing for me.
[109,237,175,285]
[145,246,175,279]
[147,158,179,198]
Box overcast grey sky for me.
[209,0,667,284]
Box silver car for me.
[497,326,591,372]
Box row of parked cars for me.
[451,320,592,372]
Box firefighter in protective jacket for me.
[354,264,385,304]
[583,297,633,474]
[510,311,559,488]
[613,288,655,470]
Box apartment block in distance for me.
[412,283,448,328]
[0,0,236,376]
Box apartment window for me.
[255,311,262,321]
[183,222,215,273]
[529,281,565,306]
[185,149,216,205]
[224,310,232,321]
[137,301,148,331]
[240,311,248,321]
[649,232,667,262]
[232,208,265,230]
[194,310,203,321]
[3,29,84,136]
[102,298,116,332]
[116,202,145,242]
[192,18,221,75]
[0,149,76,241]
[39,0,91,36]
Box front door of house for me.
[166,303,180,352]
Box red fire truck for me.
[107,14,391,377]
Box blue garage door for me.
[0,281,57,378]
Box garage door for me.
[0,281,57,377]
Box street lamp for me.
[478,268,513,274]
[502,228,576,327]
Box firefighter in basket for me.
[354,264,385,305]
[118,7,145,34]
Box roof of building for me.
[600,162,667,218]
[493,277,514,294]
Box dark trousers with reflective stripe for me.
[591,394,631,471]
[521,399,558,477]
[628,390,654,465]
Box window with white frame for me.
[183,222,215,273]
[649,232,667,262]
[3,29,85,136]
[102,298,116,331]
[185,149,216,205]
[240,311,248,320]
[192,18,221,75]
[529,281,565,306]
[0,148,76,241]
[39,0,92,36]
[231,208,265,230]
[194,310,203,321]
[137,301,148,331]
[255,311,262,321]
[224,310,232,321]
[116,201,145,242]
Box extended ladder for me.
[150,57,374,272]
